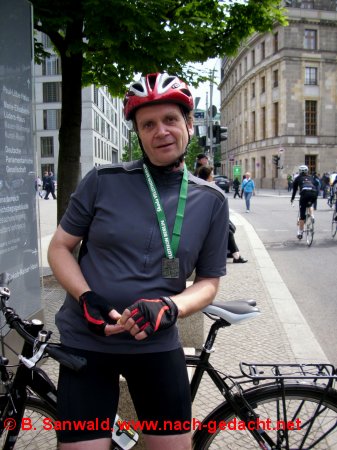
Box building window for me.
[40,137,54,157]
[304,29,317,50]
[301,0,314,8]
[43,109,61,130]
[261,156,266,178]
[244,56,247,72]
[41,33,52,48]
[94,86,99,106]
[251,111,256,142]
[261,41,265,60]
[251,82,255,98]
[273,32,278,53]
[261,107,266,140]
[273,69,279,87]
[305,100,317,136]
[274,102,279,137]
[305,155,316,173]
[244,88,248,109]
[261,76,266,94]
[42,56,61,75]
[43,82,62,102]
[251,49,255,67]
[305,67,317,85]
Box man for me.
[193,153,208,175]
[48,72,228,450]
[290,165,317,239]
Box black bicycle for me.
[0,273,138,449]
[1,273,337,449]
[188,302,337,449]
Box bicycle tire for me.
[331,214,337,239]
[305,214,314,247]
[193,382,337,449]
[0,394,57,449]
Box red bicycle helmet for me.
[124,73,194,120]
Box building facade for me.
[219,0,337,188]
[34,33,129,180]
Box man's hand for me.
[79,291,123,336]
[120,297,178,340]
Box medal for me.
[162,258,180,279]
[143,163,188,279]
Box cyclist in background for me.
[332,175,337,221]
[290,165,317,240]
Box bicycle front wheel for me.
[193,383,337,449]
[305,215,314,247]
[0,395,57,450]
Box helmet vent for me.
[148,74,157,90]
[162,76,176,88]
[181,88,192,98]
[133,82,145,93]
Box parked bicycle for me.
[1,272,337,449]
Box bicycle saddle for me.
[203,299,260,324]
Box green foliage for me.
[185,136,205,172]
[32,0,287,96]
[122,132,142,162]
[30,0,287,221]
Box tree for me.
[122,132,142,162]
[31,0,287,223]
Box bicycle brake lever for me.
[19,343,48,369]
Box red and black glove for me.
[79,291,115,336]
[128,297,178,337]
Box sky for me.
[189,58,221,111]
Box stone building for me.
[219,0,337,188]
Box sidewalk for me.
[37,193,329,425]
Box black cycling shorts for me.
[299,190,317,220]
[57,347,191,443]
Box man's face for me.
[135,103,193,166]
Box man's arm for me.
[47,225,89,300]
[291,177,299,202]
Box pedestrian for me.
[287,174,293,192]
[43,171,56,200]
[47,72,229,449]
[34,175,43,198]
[232,177,240,198]
[241,172,255,212]
[197,166,247,264]
[312,172,320,210]
[48,171,57,199]
[240,174,246,198]
[193,153,208,176]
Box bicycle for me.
[294,202,315,247]
[1,273,337,449]
[0,272,139,450]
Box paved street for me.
[37,191,329,432]
[229,189,337,366]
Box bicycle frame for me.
[187,319,279,448]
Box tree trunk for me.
[57,24,83,224]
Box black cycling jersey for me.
[56,160,229,354]
[291,173,316,202]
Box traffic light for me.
[272,155,280,166]
[213,125,228,144]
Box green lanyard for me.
[143,163,188,274]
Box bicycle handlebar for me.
[0,272,86,372]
